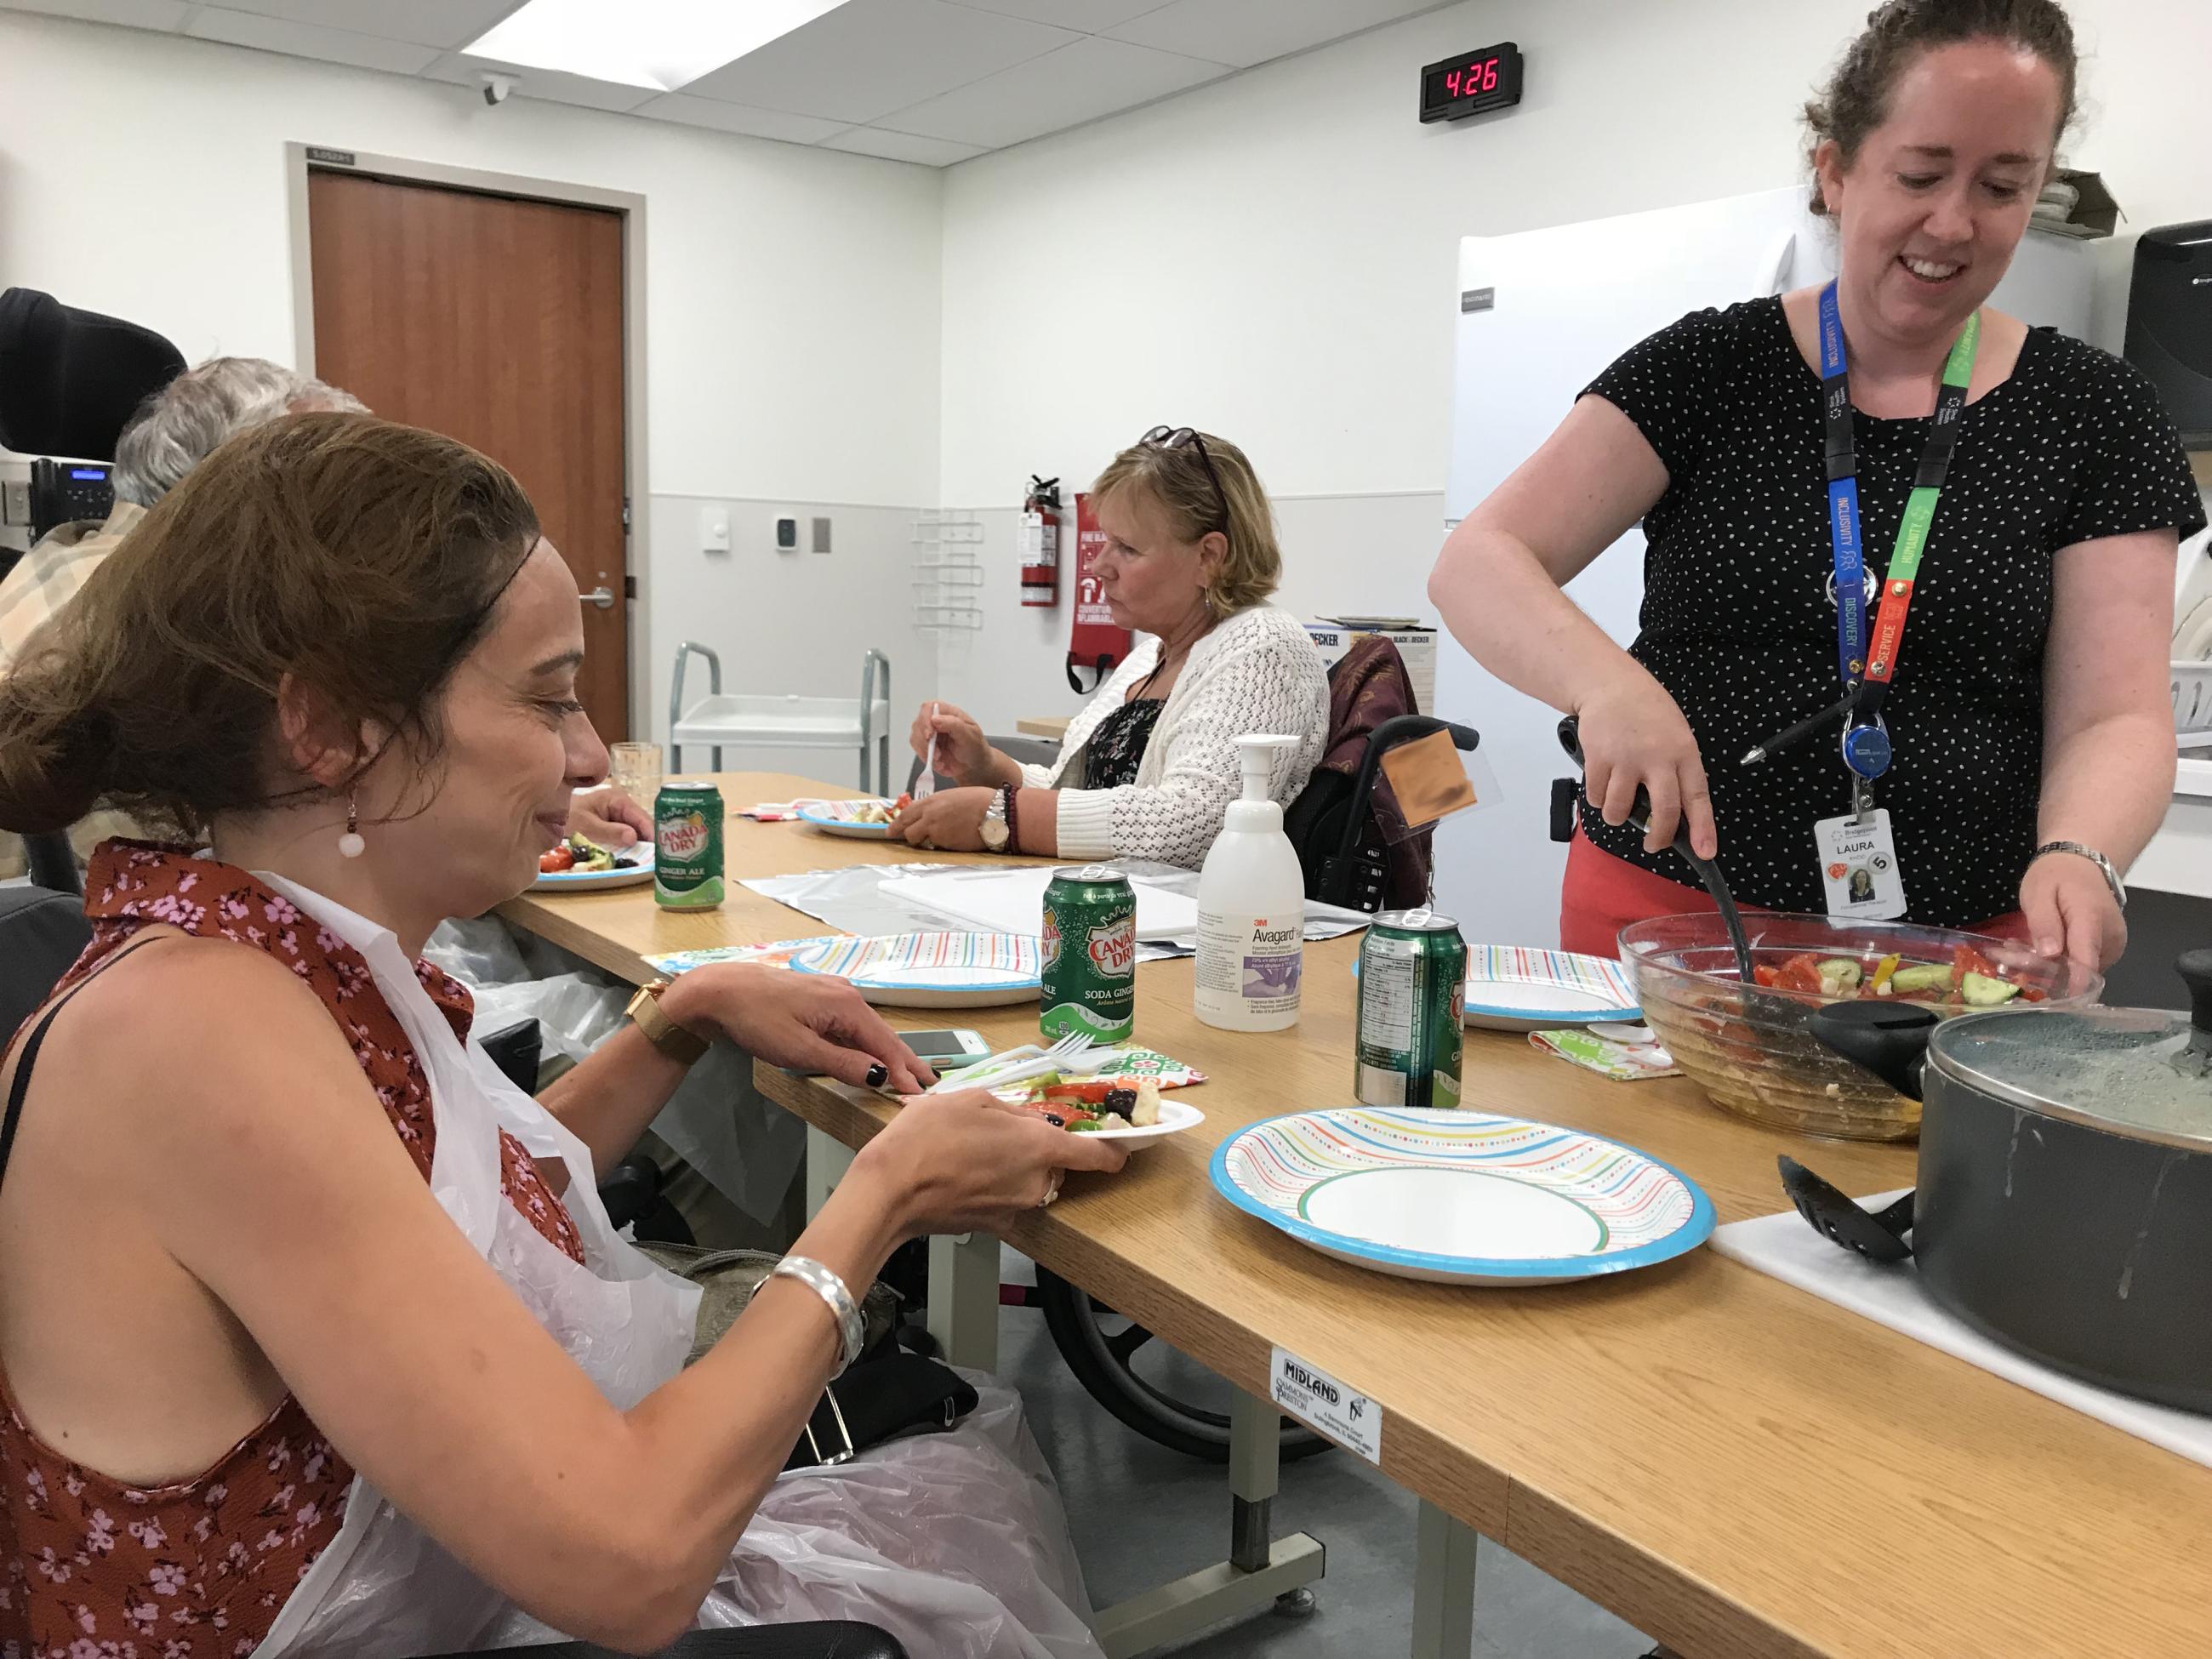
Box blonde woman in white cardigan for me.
[894,428,1329,870]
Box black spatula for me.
[1777,1154,1915,1264]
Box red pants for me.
[1558,830,2027,959]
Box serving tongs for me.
[1557,715,1754,984]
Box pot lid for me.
[1930,950,2212,1151]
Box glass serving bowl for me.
[1619,913,2105,1142]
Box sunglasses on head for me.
[1139,425,1229,533]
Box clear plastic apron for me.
[247,878,1105,1659]
[249,877,701,1658]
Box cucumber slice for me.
[1889,963,1953,995]
[1816,959,1863,993]
[1960,971,2022,1007]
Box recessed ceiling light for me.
[462,0,850,93]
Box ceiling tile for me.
[820,126,987,166]
[877,32,1223,149]
[1107,0,1443,70]
[2,0,191,28]
[940,0,1169,31]
[186,6,441,72]
[634,93,849,145]
[420,50,663,112]
[202,0,526,51]
[677,0,1076,125]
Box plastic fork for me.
[928,1031,1091,1094]
[913,701,940,801]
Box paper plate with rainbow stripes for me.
[1210,1108,1713,1285]
[1460,945,1639,1032]
[647,931,1040,1008]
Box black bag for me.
[784,1337,979,1471]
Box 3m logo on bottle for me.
[1086,921,1134,978]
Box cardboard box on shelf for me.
[1303,618,1438,714]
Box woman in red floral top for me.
[0,416,1120,1656]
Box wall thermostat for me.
[775,516,799,550]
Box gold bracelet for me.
[624,978,710,1065]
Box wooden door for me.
[305,169,630,739]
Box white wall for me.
[0,10,945,750]
[937,0,2212,729]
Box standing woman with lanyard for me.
[1430,0,2204,974]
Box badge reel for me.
[1813,719,1907,921]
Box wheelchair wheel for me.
[1035,1268,1332,1463]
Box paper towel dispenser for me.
[2124,219,2212,449]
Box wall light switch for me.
[775,516,800,552]
[702,508,731,553]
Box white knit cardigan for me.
[1023,605,1330,869]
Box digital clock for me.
[1418,41,1523,123]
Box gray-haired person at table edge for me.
[0,356,368,881]
[0,414,1123,1656]
[0,355,365,677]
[1427,0,2203,976]
[894,427,1331,868]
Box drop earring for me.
[338,790,365,859]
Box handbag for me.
[636,1243,978,1470]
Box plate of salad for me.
[798,797,909,839]
[533,835,654,892]
[996,1076,1203,1144]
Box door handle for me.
[583,585,617,610]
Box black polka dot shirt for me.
[1581,297,2206,926]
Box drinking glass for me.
[608,741,663,803]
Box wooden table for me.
[502,772,2212,1659]
[1015,715,1071,740]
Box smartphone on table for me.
[897,1028,992,1066]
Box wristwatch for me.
[624,978,711,1065]
[2032,841,2128,912]
[979,784,1012,852]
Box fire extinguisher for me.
[1066,490,1133,692]
[1020,475,1061,608]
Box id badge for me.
[1813,808,1907,921]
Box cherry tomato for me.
[539,846,575,873]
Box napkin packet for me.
[1530,1028,1680,1081]
[738,800,820,821]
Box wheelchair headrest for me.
[0,288,185,461]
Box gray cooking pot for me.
[1805,949,2212,1413]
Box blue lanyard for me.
[1817,284,1871,688]
[1816,282,1978,781]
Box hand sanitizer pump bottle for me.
[1194,733,1305,1032]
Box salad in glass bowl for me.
[1619,913,2103,1142]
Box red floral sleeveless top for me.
[2,843,585,1659]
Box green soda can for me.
[1354,909,1467,1108]
[653,780,725,910]
[1040,866,1136,1043]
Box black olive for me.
[1042,1112,1066,1127]
[1101,1087,1138,1120]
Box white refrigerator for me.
[1429,185,2097,949]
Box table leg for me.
[1229,1386,1279,1574]
[1092,1388,1325,1658]
[926,1232,1001,1372]
[1410,1499,1479,1659]
[804,1125,852,1220]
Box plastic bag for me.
[694,1377,1105,1659]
